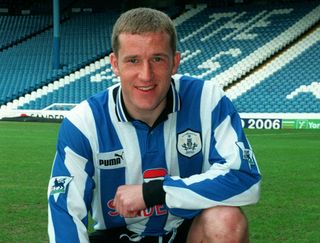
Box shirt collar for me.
[114,79,181,124]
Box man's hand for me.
[113,184,146,218]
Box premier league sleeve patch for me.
[236,142,256,168]
[49,176,73,199]
[177,129,202,157]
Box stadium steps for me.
[226,23,320,113]
[225,7,320,92]
[0,15,53,51]
[212,2,320,88]
[0,11,118,106]
[1,2,320,113]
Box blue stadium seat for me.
[1,2,320,115]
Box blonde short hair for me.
[111,7,177,55]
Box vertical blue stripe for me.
[57,118,93,161]
[49,117,95,241]
[209,96,231,165]
[88,91,126,228]
[50,139,80,242]
[49,195,80,243]
[134,121,168,235]
[53,118,95,212]
[211,96,234,132]
[210,96,260,175]
[176,76,204,177]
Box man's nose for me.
[139,61,153,82]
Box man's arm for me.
[137,98,260,218]
[48,118,94,243]
[163,105,261,218]
[112,180,165,218]
[113,115,260,219]
[113,96,261,219]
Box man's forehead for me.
[118,31,169,39]
[117,32,171,51]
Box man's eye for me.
[153,57,162,62]
[129,59,138,64]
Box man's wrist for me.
[142,180,166,207]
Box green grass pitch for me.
[0,121,319,242]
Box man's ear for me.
[110,53,120,76]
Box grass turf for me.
[0,121,319,242]
[243,129,320,242]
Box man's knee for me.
[188,206,248,243]
[202,206,247,230]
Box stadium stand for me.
[0,1,319,116]
[227,25,320,113]
[0,15,52,50]
[0,11,118,105]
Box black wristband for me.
[142,180,166,208]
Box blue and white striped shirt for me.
[48,75,261,243]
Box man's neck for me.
[126,98,167,127]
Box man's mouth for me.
[137,85,155,91]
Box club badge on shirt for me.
[177,129,202,157]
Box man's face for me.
[110,31,180,120]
